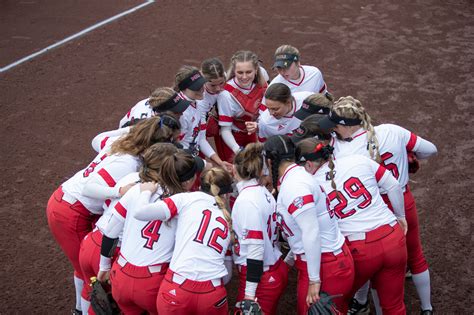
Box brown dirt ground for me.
[0,0,472,314]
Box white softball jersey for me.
[331,124,421,190]
[95,172,140,239]
[160,191,231,281]
[61,151,141,214]
[313,155,397,236]
[112,184,176,266]
[217,79,264,132]
[268,65,327,95]
[277,164,345,254]
[196,88,219,120]
[119,98,154,128]
[231,179,282,267]
[257,91,313,141]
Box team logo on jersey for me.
[278,124,285,131]
[292,197,304,209]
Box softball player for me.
[263,135,355,314]
[98,144,187,315]
[319,96,437,314]
[46,116,180,314]
[232,143,288,315]
[216,50,268,162]
[269,44,327,94]
[246,83,326,141]
[118,86,193,128]
[296,138,409,314]
[134,167,233,315]
[174,66,231,171]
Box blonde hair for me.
[332,96,381,163]
[201,58,226,81]
[110,116,175,156]
[234,143,264,180]
[174,65,200,92]
[274,44,300,59]
[227,50,267,86]
[296,138,337,191]
[304,92,334,109]
[148,87,176,111]
[139,143,178,183]
[201,167,234,243]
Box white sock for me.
[81,297,90,315]
[371,288,383,315]
[354,280,370,304]
[412,269,432,311]
[74,276,84,311]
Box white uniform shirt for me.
[331,124,420,190]
[257,91,313,141]
[217,79,265,132]
[61,151,141,214]
[232,179,281,267]
[95,172,140,239]
[277,164,345,254]
[161,191,230,281]
[119,98,154,128]
[196,88,219,120]
[179,96,204,149]
[112,184,177,266]
[313,155,397,236]
[267,65,327,96]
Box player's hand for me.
[219,161,233,173]
[306,281,321,306]
[140,182,158,193]
[119,182,136,196]
[397,217,408,235]
[245,121,258,135]
[97,270,110,284]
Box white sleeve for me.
[220,126,241,153]
[82,174,121,200]
[378,171,405,218]
[413,137,437,159]
[198,128,216,158]
[223,257,233,285]
[91,127,129,153]
[102,212,125,239]
[133,191,172,221]
[293,207,321,282]
[217,92,235,127]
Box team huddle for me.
[46,45,438,315]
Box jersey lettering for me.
[276,212,294,237]
[140,220,163,250]
[327,177,373,219]
[83,154,107,178]
[380,152,399,179]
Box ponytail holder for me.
[322,145,334,159]
[313,143,324,153]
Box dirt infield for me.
[1,0,472,313]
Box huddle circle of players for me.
[46,45,438,315]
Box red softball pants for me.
[110,255,169,315]
[214,130,257,163]
[235,258,289,315]
[346,223,407,315]
[382,185,429,274]
[46,186,98,280]
[156,270,228,315]
[294,243,355,315]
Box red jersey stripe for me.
[288,195,315,214]
[375,165,387,182]
[164,198,178,219]
[97,168,116,187]
[200,123,207,131]
[259,104,267,111]
[219,115,233,122]
[115,202,127,218]
[246,230,264,240]
[319,82,327,93]
[100,137,110,150]
[406,132,418,151]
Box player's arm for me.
[412,136,437,159]
[134,189,182,221]
[91,127,130,153]
[373,162,405,219]
[223,248,234,285]
[217,92,241,153]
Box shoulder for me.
[302,65,322,75]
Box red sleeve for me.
[406,132,418,151]
[375,165,387,182]
[163,198,178,219]
[288,195,315,215]
[246,230,264,240]
[97,168,117,187]
[114,202,127,219]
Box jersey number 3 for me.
[194,209,228,254]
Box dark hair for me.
[265,83,292,103]
[263,135,296,195]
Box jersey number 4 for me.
[327,177,372,219]
[194,209,228,254]
[141,220,163,250]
